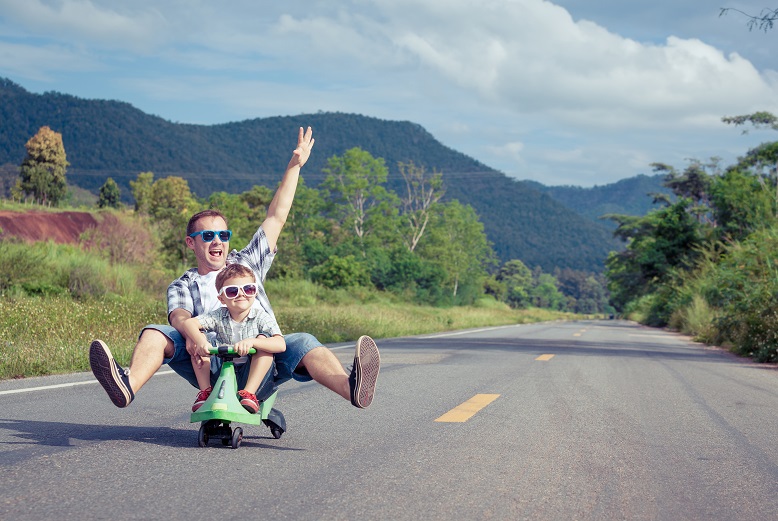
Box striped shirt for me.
[195,306,281,346]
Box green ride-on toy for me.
[190,345,286,449]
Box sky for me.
[1,0,778,187]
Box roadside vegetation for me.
[0,126,612,378]
[0,235,579,379]
[604,111,778,363]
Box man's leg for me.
[300,346,351,399]
[127,328,175,393]
[279,333,380,408]
[90,327,175,408]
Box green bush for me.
[708,228,778,363]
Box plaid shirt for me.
[167,226,277,323]
[196,306,281,345]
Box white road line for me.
[423,324,524,338]
[0,369,175,396]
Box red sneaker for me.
[192,386,213,412]
[238,390,259,414]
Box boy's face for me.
[186,215,230,275]
[217,275,256,317]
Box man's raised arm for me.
[262,126,315,251]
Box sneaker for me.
[89,339,134,408]
[192,386,213,412]
[238,390,259,414]
[349,335,380,408]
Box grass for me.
[0,288,581,380]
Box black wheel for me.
[221,437,230,446]
[231,427,243,449]
[270,426,283,439]
[198,423,209,447]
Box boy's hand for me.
[234,339,252,356]
[186,334,212,363]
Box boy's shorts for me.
[140,326,322,393]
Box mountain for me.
[0,77,622,272]
[524,174,669,227]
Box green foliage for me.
[322,147,400,250]
[605,198,704,310]
[707,227,778,362]
[498,259,533,308]
[130,171,154,214]
[418,200,496,301]
[98,177,121,208]
[0,241,47,290]
[710,167,775,241]
[147,175,201,271]
[309,255,371,289]
[529,273,566,310]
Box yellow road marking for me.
[535,354,555,361]
[573,333,582,336]
[435,394,500,422]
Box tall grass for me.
[0,221,583,379]
[0,294,166,379]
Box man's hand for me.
[289,126,315,170]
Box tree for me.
[130,172,154,214]
[722,111,778,132]
[651,159,718,225]
[419,200,495,301]
[17,126,69,206]
[322,147,399,250]
[497,259,533,308]
[720,7,778,32]
[710,166,775,241]
[148,176,200,270]
[98,177,121,208]
[529,273,566,310]
[605,199,704,310]
[397,161,444,252]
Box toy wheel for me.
[231,427,243,449]
[198,423,209,447]
[270,425,283,439]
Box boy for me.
[182,263,286,414]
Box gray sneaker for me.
[348,336,380,408]
[89,340,134,408]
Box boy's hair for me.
[215,263,256,291]
[187,209,229,236]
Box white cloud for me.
[1,0,777,186]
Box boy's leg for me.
[244,353,273,394]
[191,354,213,412]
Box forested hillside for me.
[524,174,669,227]
[0,78,621,272]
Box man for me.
[89,126,380,414]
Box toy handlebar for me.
[210,345,257,356]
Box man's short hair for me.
[187,209,228,236]
[215,263,256,291]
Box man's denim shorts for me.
[141,325,321,392]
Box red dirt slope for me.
[0,210,98,244]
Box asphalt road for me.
[1,320,777,521]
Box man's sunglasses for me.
[218,283,258,299]
[189,230,232,242]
